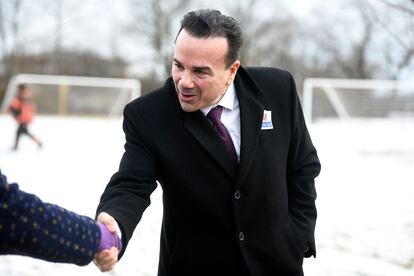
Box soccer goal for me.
[1,74,141,117]
[302,78,414,124]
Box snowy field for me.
[0,115,413,276]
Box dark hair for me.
[18,84,27,91]
[177,9,243,67]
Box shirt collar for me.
[201,83,236,116]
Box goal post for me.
[302,78,414,124]
[1,74,141,117]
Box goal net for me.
[1,74,141,117]
[302,78,414,124]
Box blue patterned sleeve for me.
[0,170,101,266]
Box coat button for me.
[234,190,241,200]
[238,231,245,242]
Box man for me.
[95,9,320,276]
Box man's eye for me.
[195,70,207,75]
[174,63,183,69]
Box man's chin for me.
[179,101,199,113]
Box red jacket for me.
[9,97,35,124]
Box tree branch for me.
[377,0,414,16]
[365,1,412,51]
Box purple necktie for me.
[207,106,238,164]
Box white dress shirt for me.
[201,83,241,161]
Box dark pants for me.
[14,123,40,149]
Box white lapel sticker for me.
[261,110,273,130]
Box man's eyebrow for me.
[173,58,212,72]
[193,66,212,72]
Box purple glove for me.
[97,221,122,252]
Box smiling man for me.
[172,28,240,113]
[94,9,320,276]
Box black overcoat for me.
[97,66,321,276]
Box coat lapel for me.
[234,68,264,188]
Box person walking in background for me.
[95,9,320,276]
[0,169,122,266]
[8,84,42,150]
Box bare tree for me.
[225,0,301,69]
[0,0,25,75]
[0,2,6,59]
[35,0,88,74]
[377,0,414,16]
[365,0,414,78]
[225,0,267,64]
[336,6,376,79]
[51,0,63,74]
[127,0,191,80]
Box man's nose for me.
[179,71,195,89]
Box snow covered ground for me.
[0,115,413,276]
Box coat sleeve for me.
[0,170,101,266]
[96,102,158,259]
[286,73,321,258]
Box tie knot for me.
[207,106,223,123]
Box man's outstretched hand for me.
[94,212,120,272]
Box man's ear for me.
[227,60,241,85]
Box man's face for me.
[172,29,240,112]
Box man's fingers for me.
[97,212,117,233]
[93,247,118,272]
[94,250,117,272]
